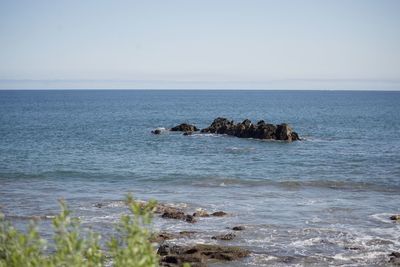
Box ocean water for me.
[0,90,399,266]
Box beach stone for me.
[390,215,400,221]
[211,232,236,240]
[211,211,227,217]
[232,226,245,231]
[170,123,199,132]
[200,117,300,142]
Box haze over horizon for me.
[1,0,399,90]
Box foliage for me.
[0,195,159,267]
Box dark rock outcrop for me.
[211,233,236,241]
[232,226,245,231]
[211,211,227,217]
[389,252,400,265]
[162,210,197,223]
[171,123,199,132]
[390,215,400,221]
[201,117,300,141]
[152,129,162,134]
[158,243,250,267]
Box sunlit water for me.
[1,90,399,266]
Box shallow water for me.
[0,90,399,266]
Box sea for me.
[0,90,399,266]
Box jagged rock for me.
[170,123,199,132]
[200,118,300,142]
[232,226,245,231]
[390,215,400,221]
[211,233,236,240]
[211,211,227,217]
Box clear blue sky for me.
[0,0,399,89]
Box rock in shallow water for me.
[211,211,227,217]
[158,243,250,267]
[389,252,400,265]
[170,123,199,132]
[390,214,400,221]
[200,117,300,141]
[211,232,236,241]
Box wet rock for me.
[178,231,197,237]
[390,215,400,221]
[193,209,210,217]
[152,129,162,134]
[200,117,300,142]
[158,243,250,266]
[211,211,227,217]
[232,226,245,231]
[389,252,400,265]
[151,231,198,243]
[170,123,199,132]
[94,203,104,208]
[211,233,236,241]
[150,232,177,243]
[161,210,197,223]
[185,214,197,223]
[183,131,193,136]
[344,246,360,250]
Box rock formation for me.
[201,117,300,141]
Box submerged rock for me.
[211,211,227,217]
[162,210,197,223]
[158,243,250,267]
[152,129,162,134]
[232,226,245,231]
[211,232,236,241]
[170,123,199,132]
[193,209,210,217]
[151,231,198,243]
[200,117,300,141]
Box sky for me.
[0,0,399,90]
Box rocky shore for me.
[93,200,400,266]
[153,117,300,142]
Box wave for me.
[4,214,55,221]
[182,176,400,193]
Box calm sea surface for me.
[0,90,399,266]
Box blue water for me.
[0,90,399,266]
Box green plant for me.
[108,195,159,267]
[0,195,159,267]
